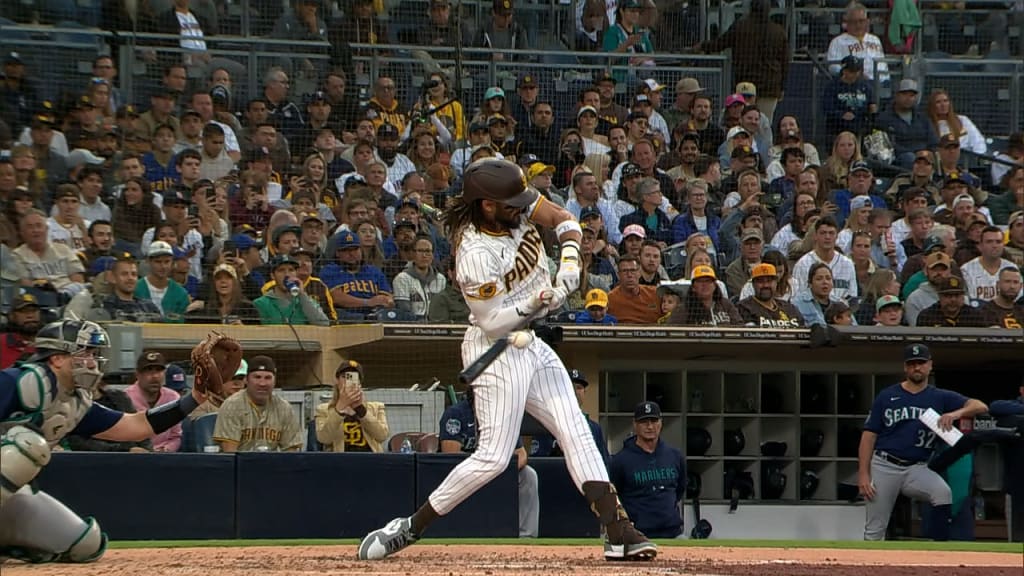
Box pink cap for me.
[623,224,647,239]
[725,94,747,108]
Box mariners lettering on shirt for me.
[338,279,381,296]
[239,426,283,445]
[837,92,868,110]
[632,465,679,486]
[883,405,927,427]
[503,226,544,292]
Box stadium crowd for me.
[0,0,1022,341]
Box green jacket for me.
[133,278,190,323]
[253,290,330,326]
[987,190,1023,226]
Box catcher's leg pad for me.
[0,426,51,505]
[0,488,107,563]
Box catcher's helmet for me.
[28,320,109,362]
[461,158,538,208]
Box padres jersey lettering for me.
[961,258,1017,302]
[503,227,544,292]
[212,392,303,451]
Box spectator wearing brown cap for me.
[0,290,40,369]
[915,276,986,327]
[904,251,955,325]
[213,355,304,452]
[736,262,805,328]
[125,351,182,452]
[607,255,660,324]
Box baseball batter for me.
[359,158,656,561]
[857,343,987,541]
[0,320,207,563]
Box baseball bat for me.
[458,337,508,385]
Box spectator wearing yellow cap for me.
[667,265,742,326]
[525,160,565,208]
[575,288,617,325]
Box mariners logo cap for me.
[634,401,661,421]
[904,343,931,363]
[568,369,588,387]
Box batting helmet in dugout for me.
[461,158,538,208]
[723,428,746,456]
[761,461,787,499]
[686,427,712,456]
[800,469,820,500]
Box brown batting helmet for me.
[461,158,538,208]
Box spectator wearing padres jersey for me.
[531,369,610,467]
[792,216,858,301]
[858,344,988,541]
[213,356,304,452]
[915,276,986,328]
[321,231,394,319]
[439,389,540,538]
[960,227,1019,303]
[736,263,806,328]
[978,266,1024,329]
[315,360,389,453]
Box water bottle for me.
[400,438,413,454]
[284,278,301,297]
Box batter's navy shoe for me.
[357,517,417,560]
[603,522,657,561]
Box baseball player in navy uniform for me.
[531,369,610,468]
[609,401,686,539]
[0,320,207,563]
[359,158,656,561]
[439,389,539,538]
[858,343,987,541]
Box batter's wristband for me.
[554,219,582,239]
[146,393,200,435]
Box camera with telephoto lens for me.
[422,79,441,91]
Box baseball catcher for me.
[0,321,240,564]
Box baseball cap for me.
[939,133,960,148]
[137,350,168,371]
[484,86,505,100]
[230,233,258,252]
[248,355,277,375]
[850,196,873,211]
[691,265,716,280]
[632,94,651,106]
[74,94,95,110]
[67,148,104,169]
[469,120,488,133]
[952,193,974,209]
[875,294,902,312]
[11,291,39,311]
[741,228,763,243]
[493,0,513,14]
[213,263,238,279]
[731,145,756,159]
[621,162,642,177]
[269,253,299,271]
[306,89,327,104]
[301,211,326,225]
[272,224,303,246]
[335,230,359,250]
[1009,210,1023,225]
[642,78,665,92]
[634,401,661,421]
[165,364,187,393]
[676,77,704,93]
[116,104,140,118]
[181,108,203,121]
[680,131,701,146]
[234,359,249,379]
[394,217,417,231]
[5,51,24,65]
[577,105,598,118]
[726,126,750,140]
[751,263,777,279]
[904,343,931,363]
[568,369,588,387]
[377,122,400,139]
[162,186,190,205]
[897,78,919,93]
[913,150,934,165]
[148,241,174,258]
[518,153,540,167]
[517,72,537,87]
[526,162,556,181]
[943,172,967,188]
[849,160,872,174]
[53,184,80,200]
[622,224,646,239]
[335,359,364,378]
[596,72,617,85]
[841,55,863,70]
[579,205,602,221]
[936,275,966,294]
[735,81,757,96]
[585,288,609,309]
[925,251,952,269]
[487,113,508,126]
[724,94,747,108]
[901,187,929,202]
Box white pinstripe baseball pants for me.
[428,328,609,515]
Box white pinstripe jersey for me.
[456,205,551,327]
[960,257,1017,302]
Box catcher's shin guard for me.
[0,489,107,563]
[0,426,51,505]
[583,481,657,561]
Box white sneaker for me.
[357,517,418,560]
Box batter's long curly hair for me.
[443,196,486,255]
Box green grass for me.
[108,538,1022,554]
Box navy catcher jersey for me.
[864,383,968,462]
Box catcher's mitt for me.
[191,331,243,396]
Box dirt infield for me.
[4,544,1022,576]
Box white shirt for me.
[175,10,207,52]
[146,279,168,314]
[385,154,417,191]
[17,127,69,157]
[770,224,801,253]
[827,32,889,82]
[140,227,205,280]
[960,257,1018,302]
[583,138,611,157]
[936,116,987,155]
[890,217,911,247]
[46,217,89,251]
[793,249,859,301]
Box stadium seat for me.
[389,431,428,452]
[417,432,440,453]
